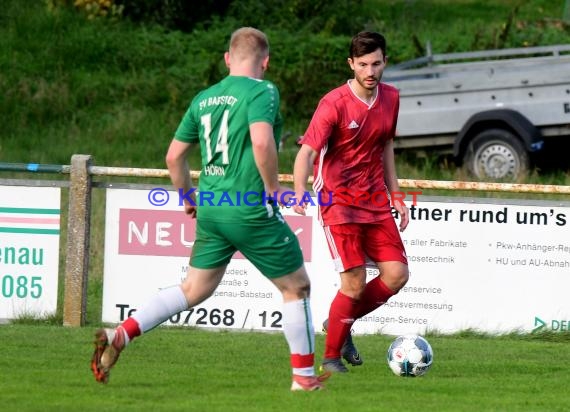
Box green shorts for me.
[190,214,304,279]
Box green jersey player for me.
[175,75,283,222]
[91,27,329,392]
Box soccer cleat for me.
[322,319,363,366]
[90,327,125,383]
[341,332,363,366]
[290,372,331,391]
[320,358,349,373]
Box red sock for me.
[355,277,395,318]
[324,291,359,359]
[121,317,141,341]
[291,353,315,369]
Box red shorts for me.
[323,220,408,272]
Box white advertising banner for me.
[0,186,61,321]
[103,188,570,335]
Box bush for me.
[2,0,569,167]
[226,0,366,35]
[268,31,351,121]
[106,0,366,35]
[115,0,232,31]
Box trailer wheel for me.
[464,129,529,180]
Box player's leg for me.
[321,224,367,372]
[228,214,328,390]
[322,266,366,372]
[355,220,409,319]
[91,266,227,383]
[270,266,330,390]
[91,220,234,383]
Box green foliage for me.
[365,0,570,60]
[227,0,366,35]
[268,32,350,120]
[96,0,367,34]
[115,0,232,31]
[1,0,569,169]
[0,1,229,165]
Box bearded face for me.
[348,49,386,92]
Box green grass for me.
[1,325,570,412]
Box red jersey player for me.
[293,31,410,373]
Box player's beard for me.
[355,73,380,91]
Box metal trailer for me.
[383,44,570,180]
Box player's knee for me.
[278,276,311,299]
[393,266,409,291]
[381,264,409,292]
[285,282,311,300]
[297,276,311,295]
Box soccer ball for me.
[387,334,433,377]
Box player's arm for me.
[250,121,281,194]
[166,139,196,217]
[383,138,409,231]
[293,144,318,215]
[293,98,334,214]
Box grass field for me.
[2,325,570,412]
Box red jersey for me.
[301,81,400,225]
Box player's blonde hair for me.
[228,27,269,63]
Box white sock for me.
[131,286,189,333]
[282,298,315,377]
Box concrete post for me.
[63,155,92,326]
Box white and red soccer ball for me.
[387,334,434,377]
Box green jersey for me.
[174,75,283,222]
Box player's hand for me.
[184,203,197,218]
[270,185,295,208]
[394,202,409,232]
[183,191,197,218]
[292,190,307,215]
